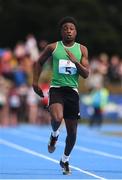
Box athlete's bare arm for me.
[64,45,89,78]
[33,43,56,86]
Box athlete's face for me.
[61,23,77,42]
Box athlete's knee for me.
[51,112,63,122]
[55,114,63,122]
[49,104,63,122]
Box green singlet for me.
[51,41,82,88]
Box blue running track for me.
[0,123,122,179]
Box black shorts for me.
[49,87,80,120]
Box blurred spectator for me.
[89,85,109,127]
[0,79,7,125]
[17,84,29,122]
[85,69,104,92]
[98,53,109,76]
[12,65,28,87]
[14,41,26,61]
[0,75,11,126]
[1,50,13,81]
[26,86,39,124]
[89,56,100,72]
[118,60,122,85]
[8,87,20,126]
[25,34,39,62]
[107,55,121,84]
[20,54,33,85]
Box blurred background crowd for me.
[0,35,52,126]
[0,34,122,127]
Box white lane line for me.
[8,129,122,160]
[74,145,122,160]
[0,138,106,180]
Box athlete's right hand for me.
[32,85,44,97]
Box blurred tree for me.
[0,0,122,56]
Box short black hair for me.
[58,16,78,29]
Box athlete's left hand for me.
[65,48,77,64]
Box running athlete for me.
[33,16,90,175]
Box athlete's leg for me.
[64,119,78,156]
[48,87,64,133]
[49,103,63,132]
[48,103,63,153]
[60,119,78,175]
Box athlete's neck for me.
[62,40,75,47]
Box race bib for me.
[59,59,77,75]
